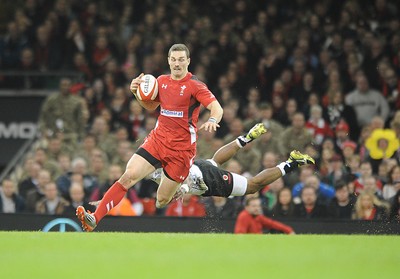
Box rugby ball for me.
[137,74,158,101]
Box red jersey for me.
[154,72,216,150]
[234,210,294,234]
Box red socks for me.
[94,182,127,223]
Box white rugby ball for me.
[137,74,158,101]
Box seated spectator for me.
[261,177,285,211]
[270,187,295,218]
[25,169,51,213]
[354,161,383,194]
[293,185,328,219]
[204,196,238,219]
[345,74,389,131]
[35,182,69,215]
[292,174,335,205]
[389,190,400,222]
[362,176,384,200]
[165,194,206,217]
[323,154,349,186]
[327,180,356,219]
[234,197,294,234]
[0,179,25,213]
[56,157,98,200]
[341,140,358,166]
[18,161,41,200]
[352,191,389,221]
[305,104,334,146]
[63,182,95,216]
[383,165,400,202]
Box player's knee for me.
[156,195,170,208]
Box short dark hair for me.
[168,44,190,58]
[334,180,348,191]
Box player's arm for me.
[199,100,223,132]
[258,215,295,234]
[130,73,160,111]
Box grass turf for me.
[0,232,399,279]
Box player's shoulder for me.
[188,74,206,86]
[157,74,170,82]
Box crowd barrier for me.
[1,213,399,234]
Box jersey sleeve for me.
[192,80,217,108]
[257,215,294,234]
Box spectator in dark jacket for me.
[294,185,328,219]
[327,180,357,219]
[0,179,25,213]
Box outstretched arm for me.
[212,141,241,166]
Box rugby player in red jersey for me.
[76,44,223,231]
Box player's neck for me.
[171,71,188,80]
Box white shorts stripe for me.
[230,173,247,196]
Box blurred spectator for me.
[322,154,349,187]
[278,112,313,156]
[327,180,356,219]
[0,21,29,70]
[362,176,384,200]
[389,190,400,222]
[0,179,25,213]
[165,194,206,217]
[25,169,51,213]
[261,177,284,211]
[270,187,295,218]
[345,74,389,130]
[33,147,60,180]
[324,91,359,141]
[56,157,98,200]
[352,191,389,221]
[234,197,294,234]
[293,185,328,219]
[292,174,335,205]
[383,165,400,201]
[204,196,238,219]
[38,78,86,143]
[18,161,41,200]
[354,161,383,194]
[305,104,334,146]
[64,182,95,216]
[35,182,69,215]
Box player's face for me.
[168,51,190,80]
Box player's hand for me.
[130,73,144,95]
[199,121,220,132]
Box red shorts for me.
[140,133,196,183]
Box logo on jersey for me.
[180,85,186,96]
[223,175,229,181]
[160,108,183,118]
[162,84,167,89]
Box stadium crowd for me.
[1,0,400,224]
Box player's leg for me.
[76,153,156,231]
[212,123,267,165]
[246,150,315,194]
[156,173,181,208]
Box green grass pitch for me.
[0,232,399,279]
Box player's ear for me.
[187,58,190,65]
